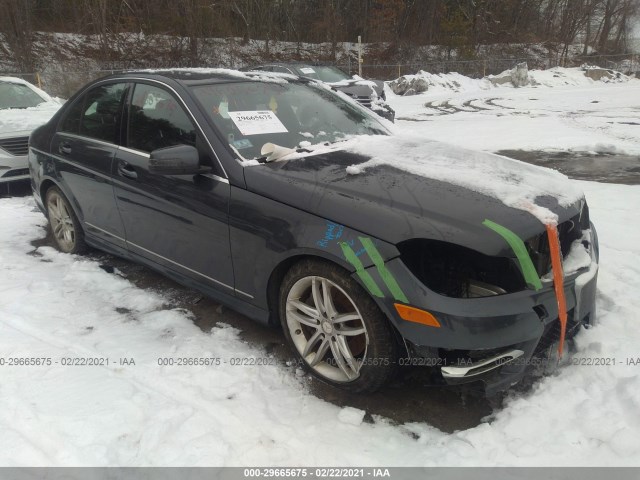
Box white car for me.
[0,77,62,184]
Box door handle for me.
[59,142,72,155]
[117,161,138,180]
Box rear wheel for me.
[280,259,397,393]
[45,186,86,254]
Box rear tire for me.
[280,259,398,393]
[45,186,86,254]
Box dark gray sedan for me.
[28,69,598,395]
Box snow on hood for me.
[0,102,61,136]
[343,133,584,225]
[329,76,378,89]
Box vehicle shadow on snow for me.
[0,180,31,198]
[29,223,503,433]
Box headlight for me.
[397,239,524,298]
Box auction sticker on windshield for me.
[228,111,288,136]
[300,67,316,74]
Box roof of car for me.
[110,68,299,84]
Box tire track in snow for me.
[561,110,640,147]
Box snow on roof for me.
[390,67,631,98]
[129,68,293,83]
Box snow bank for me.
[389,71,490,96]
[343,134,583,224]
[386,72,640,156]
[530,66,628,87]
[388,67,631,97]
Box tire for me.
[280,259,398,393]
[45,186,86,254]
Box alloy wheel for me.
[47,191,76,252]
[285,275,369,382]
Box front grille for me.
[1,168,29,178]
[355,95,372,108]
[532,309,581,360]
[0,136,29,156]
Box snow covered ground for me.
[387,68,640,156]
[1,73,640,466]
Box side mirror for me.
[148,144,209,175]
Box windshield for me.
[0,82,47,109]
[191,80,388,161]
[294,66,351,83]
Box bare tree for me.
[0,0,36,72]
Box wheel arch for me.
[266,253,349,326]
[265,253,407,355]
[39,178,58,210]
[40,177,85,229]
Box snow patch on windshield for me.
[343,134,584,224]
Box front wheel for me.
[45,186,86,254]
[280,259,398,393]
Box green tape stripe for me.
[482,219,543,291]
[339,242,384,298]
[359,237,410,303]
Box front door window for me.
[128,84,196,153]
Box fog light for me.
[394,303,441,328]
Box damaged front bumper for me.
[362,226,599,396]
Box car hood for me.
[243,143,583,257]
[0,103,61,137]
[328,77,384,97]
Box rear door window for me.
[75,83,127,143]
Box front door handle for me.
[59,142,72,155]
[117,161,138,180]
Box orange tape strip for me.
[546,224,567,357]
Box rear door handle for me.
[117,161,138,180]
[59,142,72,155]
